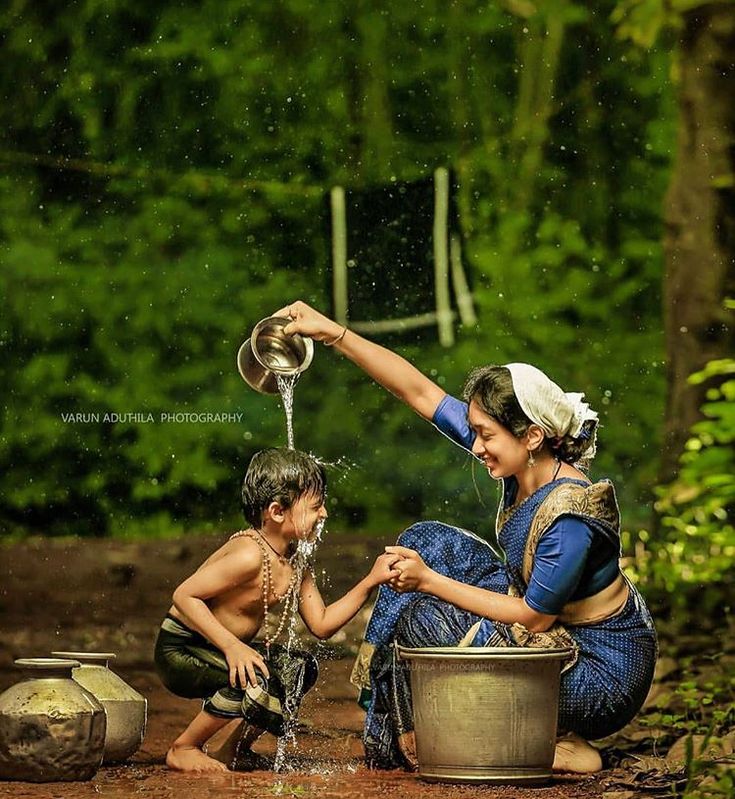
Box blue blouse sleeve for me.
[431,394,474,452]
[524,517,595,616]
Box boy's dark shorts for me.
[154,614,318,737]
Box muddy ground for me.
[0,533,727,798]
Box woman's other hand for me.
[274,300,344,343]
[385,546,433,593]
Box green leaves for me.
[627,354,735,597]
[0,0,676,537]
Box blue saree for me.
[353,401,657,770]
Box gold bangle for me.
[323,326,347,347]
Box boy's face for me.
[284,491,328,542]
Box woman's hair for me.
[462,365,597,465]
[241,447,326,527]
[552,420,597,466]
[462,365,531,437]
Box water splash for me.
[273,518,327,773]
[273,569,308,773]
[295,517,325,561]
[275,373,300,450]
[273,661,306,773]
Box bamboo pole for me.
[450,233,477,326]
[433,167,454,347]
[350,311,456,335]
[330,186,349,326]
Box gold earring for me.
[527,450,536,468]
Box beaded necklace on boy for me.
[267,532,294,564]
[229,529,300,655]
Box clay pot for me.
[0,658,106,782]
[51,651,147,763]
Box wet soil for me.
[0,533,703,798]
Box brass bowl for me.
[237,316,314,395]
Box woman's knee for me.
[394,595,462,648]
[397,520,457,550]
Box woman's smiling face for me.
[468,399,530,478]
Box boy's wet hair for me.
[241,448,327,527]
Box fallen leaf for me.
[628,755,671,772]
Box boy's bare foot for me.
[210,722,265,769]
[166,744,230,773]
[552,733,602,773]
[397,731,419,772]
[209,720,245,767]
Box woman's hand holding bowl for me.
[274,300,344,344]
[384,546,432,593]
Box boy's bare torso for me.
[168,532,295,642]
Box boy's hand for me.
[384,546,432,593]
[223,640,270,688]
[368,552,402,587]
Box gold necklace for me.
[229,530,300,656]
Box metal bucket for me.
[398,646,572,785]
[237,316,314,395]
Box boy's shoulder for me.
[225,530,262,554]
[228,529,257,545]
[209,530,264,570]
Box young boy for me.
[154,447,398,773]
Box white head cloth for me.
[504,363,599,462]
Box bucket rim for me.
[396,645,574,661]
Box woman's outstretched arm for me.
[275,300,446,421]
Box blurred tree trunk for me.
[510,2,566,212]
[447,0,476,233]
[355,1,394,182]
[661,4,735,481]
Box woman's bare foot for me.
[166,744,230,773]
[397,731,419,772]
[552,733,602,773]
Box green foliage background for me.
[1,1,673,539]
[627,352,735,604]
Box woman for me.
[276,300,657,773]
